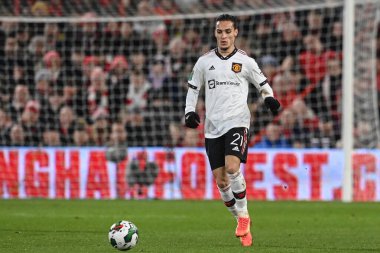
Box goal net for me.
[0,0,379,201]
[0,0,377,149]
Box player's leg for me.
[224,127,250,219]
[213,164,253,246]
[225,157,252,246]
[225,155,251,237]
[212,166,238,218]
[224,128,252,246]
[225,155,248,218]
[206,136,238,218]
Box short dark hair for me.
[216,14,238,29]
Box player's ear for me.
[234,28,238,37]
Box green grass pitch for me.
[0,200,379,253]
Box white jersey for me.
[185,47,272,138]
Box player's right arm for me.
[185,60,204,128]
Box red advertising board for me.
[0,148,378,201]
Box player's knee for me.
[215,176,229,189]
[225,163,240,175]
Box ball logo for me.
[231,62,242,73]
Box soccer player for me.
[184,14,280,247]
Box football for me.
[108,220,139,251]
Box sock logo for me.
[233,190,246,199]
[224,198,236,207]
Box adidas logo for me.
[232,146,240,152]
[209,65,215,70]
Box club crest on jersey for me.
[231,62,242,73]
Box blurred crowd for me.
[0,0,379,148]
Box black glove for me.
[264,97,281,116]
[185,112,200,128]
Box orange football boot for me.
[240,231,253,247]
[235,216,251,237]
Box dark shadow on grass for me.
[0,229,102,234]
[260,244,380,252]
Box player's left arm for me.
[247,58,281,115]
[259,80,281,116]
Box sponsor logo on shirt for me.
[207,79,240,89]
[208,79,216,89]
[208,79,240,89]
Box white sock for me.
[228,170,249,218]
[217,184,238,218]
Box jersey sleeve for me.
[187,59,204,91]
[246,58,267,89]
[246,58,274,98]
[185,59,204,114]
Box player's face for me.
[215,21,238,52]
